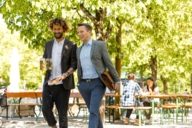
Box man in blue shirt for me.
[76,23,120,128]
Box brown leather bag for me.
[100,71,115,91]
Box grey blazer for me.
[77,40,120,83]
[43,39,77,89]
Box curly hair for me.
[49,17,69,32]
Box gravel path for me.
[0,117,192,128]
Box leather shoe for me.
[123,118,129,124]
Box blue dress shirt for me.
[80,39,99,79]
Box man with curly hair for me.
[42,18,77,128]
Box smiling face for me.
[49,18,68,41]
[77,26,91,43]
[52,24,64,40]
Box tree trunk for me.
[191,74,192,94]
[160,75,168,94]
[115,57,121,76]
[113,19,122,120]
[139,65,147,89]
[149,55,157,81]
[115,28,122,76]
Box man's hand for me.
[48,73,67,85]
[48,76,62,85]
[114,82,120,91]
[57,73,68,81]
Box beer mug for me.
[45,58,52,70]
[40,58,52,71]
[40,58,46,71]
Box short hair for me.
[128,73,135,80]
[49,17,69,32]
[77,23,92,31]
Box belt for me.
[81,78,100,82]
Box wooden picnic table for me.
[136,94,192,124]
[5,90,42,119]
[5,90,85,119]
[105,93,192,125]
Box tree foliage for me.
[0,17,42,89]
[1,0,192,93]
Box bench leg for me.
[138,110,142,126]
[33,105,42,121]
[6,105,8,119]
[160,108,163,124]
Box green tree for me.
[1,0,192,93]
[0,17,42,89]
[120,0,192,93]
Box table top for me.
[5,91,83,98]
[136,94,192,99]
[105,93,120,97]
[6,91,192,99]
[6,91,42,98]
[104,93,192,99]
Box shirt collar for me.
[54,38,65,45]
[84,39,92,46]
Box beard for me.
[54,32,63,39]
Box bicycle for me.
[0,86,7,127]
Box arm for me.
[100,42,120,83]
[69,43,77,72]
[100,42,120,90]
[43,43,48,58]
[62,43,77,79]
[135,83,143,95]
[147,87,159,95]
[153,87,159,95]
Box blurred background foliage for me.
[0,0,192,93]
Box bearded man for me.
[42,18,77,128]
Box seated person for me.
[121,73,143,124]
[143,77,159,120]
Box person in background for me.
[184,89,189,95]
[143,77,159,120]
[76,23,120,128]
[42,18,77,128]
[121,73,143,124]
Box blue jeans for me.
[78,78,106,128]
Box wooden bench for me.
[181,103,192,123]
[105,105,152,125]
[5,91,42,120]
